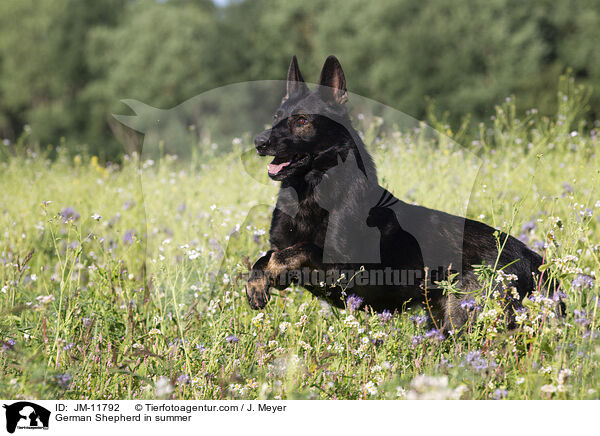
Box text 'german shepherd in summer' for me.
[245,55,561,331]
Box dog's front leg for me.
[245,243,323,309]
[246,250,274,309]
[265,242,323,289]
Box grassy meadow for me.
[1,79,599,400]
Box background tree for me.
[0,0,599,159]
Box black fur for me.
[246,55,561,331]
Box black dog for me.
[246,55,560,331]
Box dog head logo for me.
[3,402,50,433]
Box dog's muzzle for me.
[254,130,271,156]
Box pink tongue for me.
[268,161,290,174]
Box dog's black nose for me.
[254,131,271,155]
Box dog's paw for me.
[246,274,270,309]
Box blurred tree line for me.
[0,0,598,158]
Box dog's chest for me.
[271,197,328,248]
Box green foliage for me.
[84,0,217,158]
[1,0,600,159]
[0,0,125,147]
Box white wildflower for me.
[36,295,55,304]
[364,381,378,396]
[343,314,360,328]
[540,384,557,394]
[295,315,308,328]
[557,368,572,385]
[251,312,265,326]
[279,322,291,334]
[155,377,174,397]
[298,340,313,351]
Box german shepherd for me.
[245,55,560,331]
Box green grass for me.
[1,80,599,400]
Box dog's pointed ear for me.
[283,55,308,103]
[318,55,348,105]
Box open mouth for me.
[268,154,306,177]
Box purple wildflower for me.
[460,298,479,311]
[574,310,590,327]
[177,203,186,213]
[411,334,423,345]
[521,220,536,233]
[195,343,207,353]
[225,334,239,344]
[252,229,266,244]
[410,314,428,326]
[2,338,16,351]
[59,207,80,222]
[123,200,135,210]
[378,310,393,323]
[572,274,595,290]
[63,342,74,351]
[562,183,574,194]
[552,290,567,302]
[532,240,546,252]
[464,350,494,371]
[371,338,384,346]
[528,293,538,303]
[177,374,190,385]
[123,230,137,244]
[56,373,72,389]
[493,388,508,400]
[425,328,444,341]
[346,294,364,311]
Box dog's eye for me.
[296,116,308,126]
